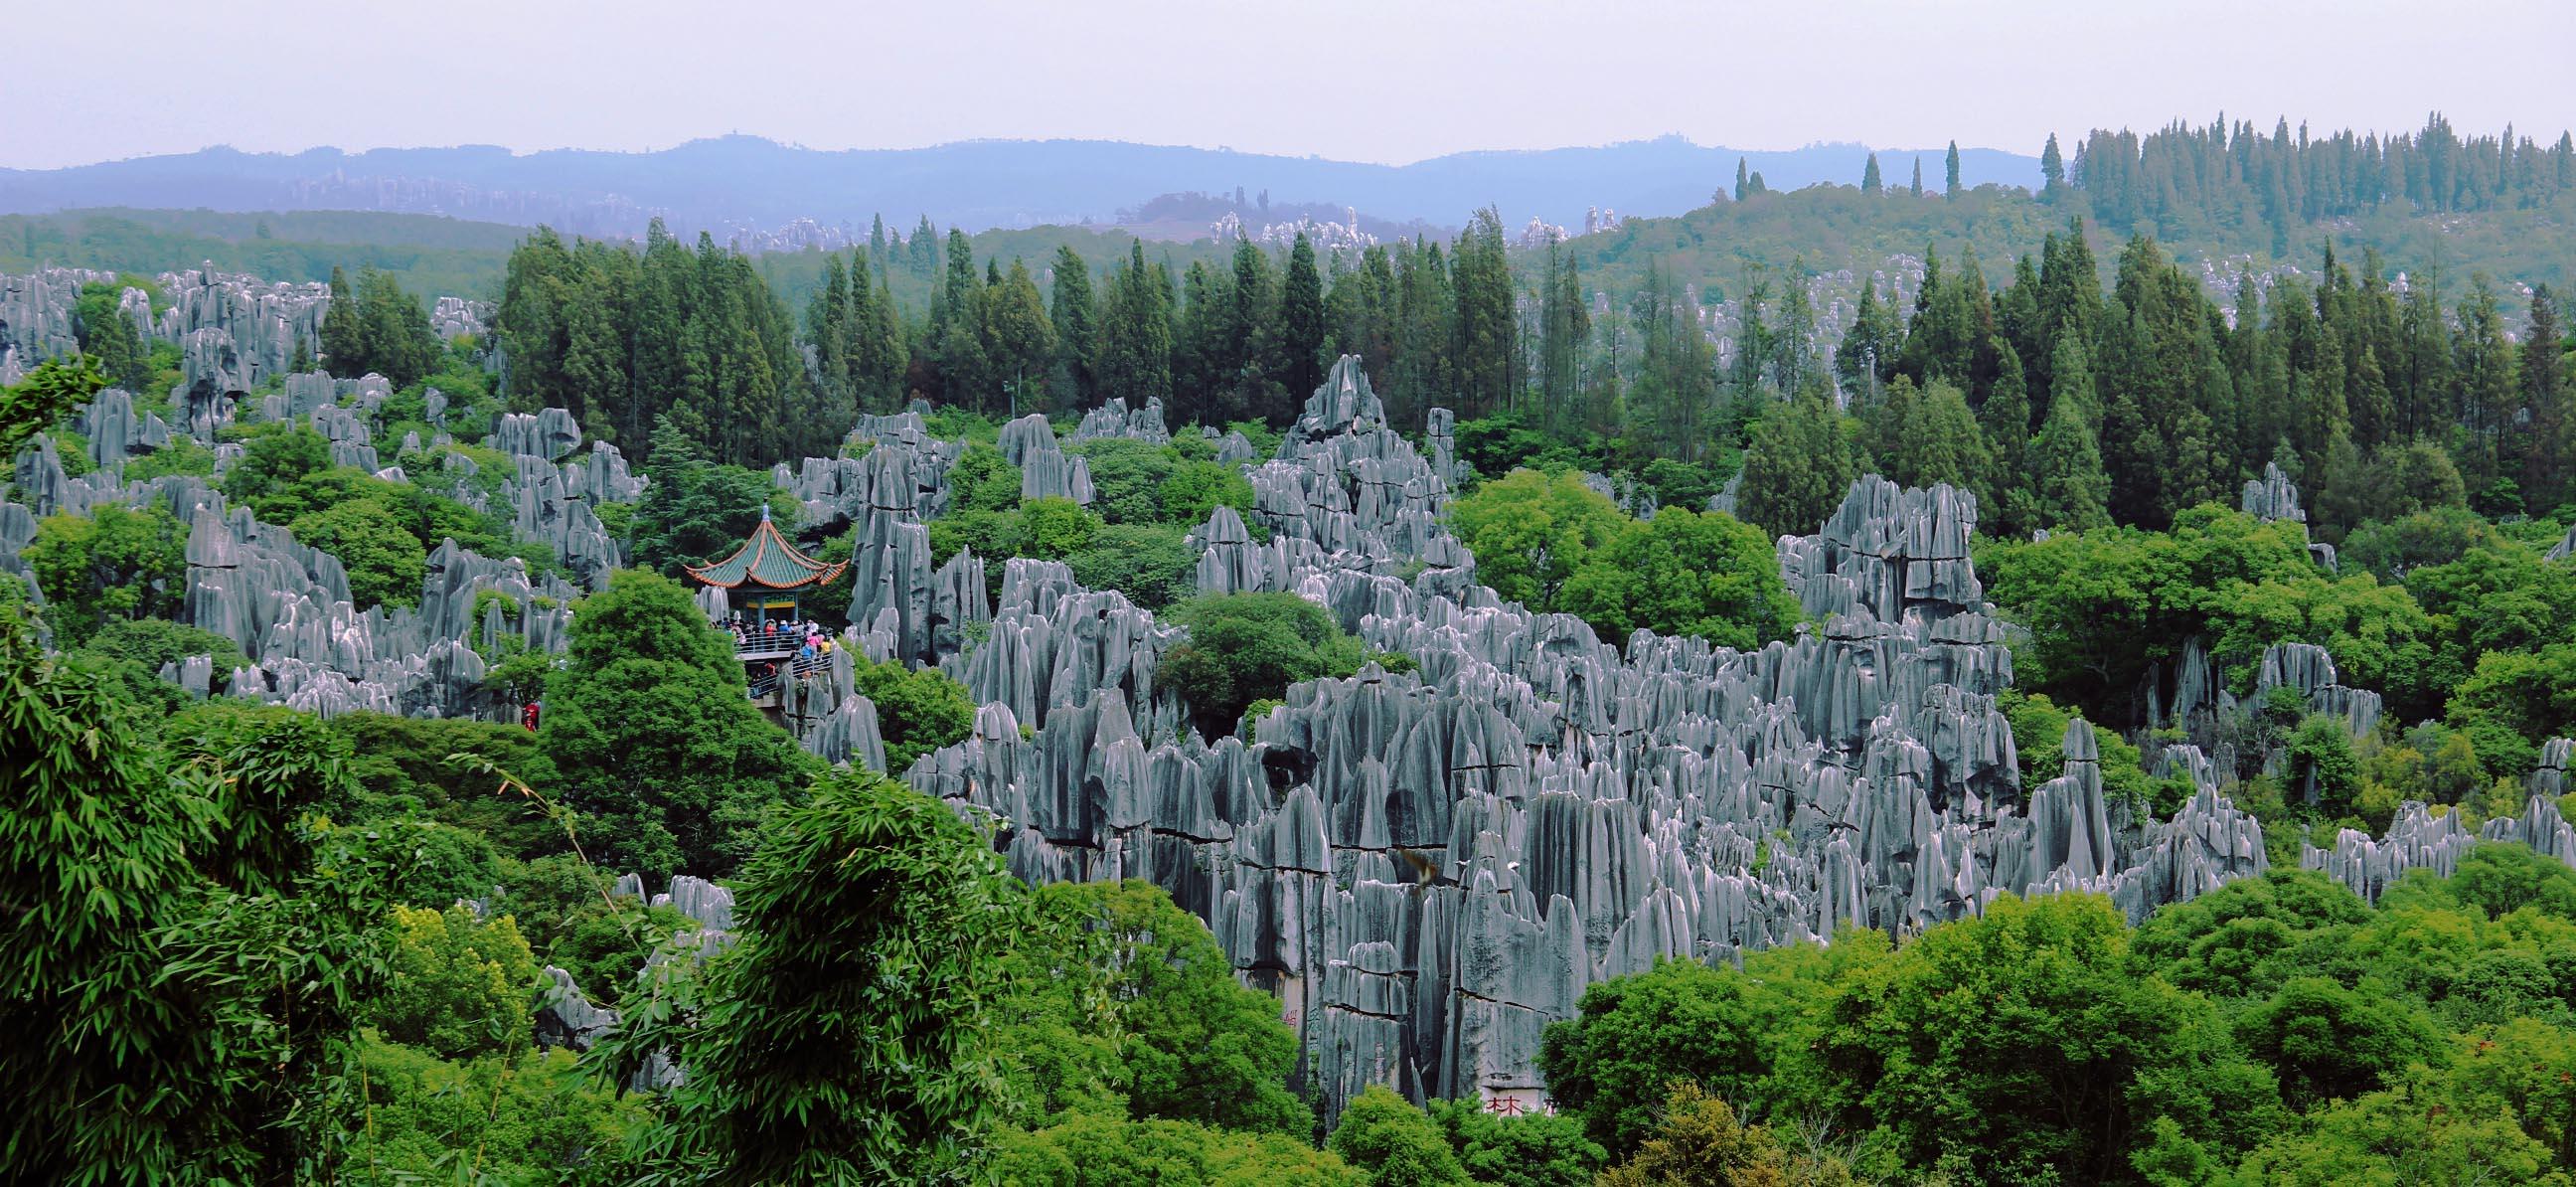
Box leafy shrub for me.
[23,503,188,643]
[852,655,975,773]
[373,904,539,1062]
[1160,593,1366,740]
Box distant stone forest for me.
[5,196,2575,1184]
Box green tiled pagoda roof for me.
[684,509,847,591]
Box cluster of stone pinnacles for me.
[10,262,2571,1117]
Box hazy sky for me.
[9,0,2571,169]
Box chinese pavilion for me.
[683,506,847,629]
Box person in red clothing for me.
[522,701,540,731]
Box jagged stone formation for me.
[1072,395,1171,444]
[1001,413,1096,504]
[2238,459,2337,571]
[3,266,329,387]
[0,344,639,718]
[14,290,2573,1121]
[2304,737,2576,900]
[764,357,2278,1119]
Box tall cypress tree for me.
[319,265,363,378]
[1096,243,1172,410]
[72,282,149,391]
[2040,134,2066,199]
[1979,345,2033,529]
[1047,246,1097,411]
[983,259,1055,417]
[1946,141,1963,199]
[2451,274,2515,497]
[1452,209,1518,421]
[1910,157,1924,198]
[807,254,852,401]
[1898,380,1994,504]
[2018,376,2112,532]
[935,230,989,410]
[1861,153,1884,196]
[1275,233,1327,408]
[1389,240,1454,430]
[1537,243,1590,434]
[1171,259,1224,424]
[1738,389,1860,539]
[2521,285,2570,511]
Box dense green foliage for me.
[1537,860,2576,1184]
[625,424,803,576]
[373,903,541,1062]
[23,501,188,641]
[605,769,1032,1184]
[1329,1086,1475,1187]
[538,570,814,880]
[10,108,2576,1185]
[1160,592,1368,739]
[495,224,821,468]
[319,264,442,386]
[1559,506,1802,649]
[0,584,397,1182]
[1449,468,1800,650]
[347,1038,647,1184]
[994,882,1308,1133]
[850,653,975,773]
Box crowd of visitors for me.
[727,614,836,699]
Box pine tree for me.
[907,216,939,277]
[1275,233,1327,407]
[934,230,989,410]
[1898,381,1994,502]
[1223,238,1278,423]
[349,267,438,388]
[626,221,695,453]
[2040,134,2066,199]
[1096,243,1173,410]
[1390,240,1455,430]
[1537,243,1591,434]
[2018,378,2112,531]
[71,282,149,391]
[558,248,632,441]
[1979,346,2033,528]
[1739,389,1860,539]
[1946,141,1963,199]
[2451,274,2515,497]
[983,259,1055,417]
[1861,153,1884,197]
[1171,259,1225,424]
[2520,284,2571,512]
[1770,262,1819,396]
[1452,209,1519,421]
[1047,246,1097,411]
[1834,279,1887,401]
[1734,158,1750,203]
[1631,264,1719,461]
[1862,374,1919,468]
[319,265,363,378]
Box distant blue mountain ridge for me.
[0,134,2042,241]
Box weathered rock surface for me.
[857,358,2277,1119]
[19,291,2572,1123]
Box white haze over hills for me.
[0,135,2041,243]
